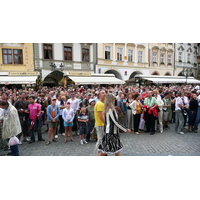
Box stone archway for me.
[129,71,143,80]
[104,69,123,80]
[165,72,172,76]
[152,71,160,75]
[43,70,64,86]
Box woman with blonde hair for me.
[98,93,131,156]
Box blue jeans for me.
[86,120,95,141]
[194,107,200,130]
[29,117,43,141]
[10,144,19,156]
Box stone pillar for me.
[112,43,116,64]
[124,43,128,65]
[158,49,160,67]
[134,44,138,66]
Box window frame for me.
[160,53,164,63]
[138,51,143,63]
[117,48,122,61]
[168,54,172,64]
[105,46,111,60]
[178,52,182,61]
[128,49,133,62]
[13,49,23,64]
[82,48,90,62]
[64,46,72,61]
[152,52,157,62]
[43,43,53,60]
[2,48,23,65]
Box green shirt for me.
[163,98,171,112]
[144,97,157,107]
[86,106,95,122]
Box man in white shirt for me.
[175,91,187,135]
[67,93,79,133]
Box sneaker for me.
[194,129,198,133]
[19,141,22,145]
[55,135,58,139]
[83,139,88,144]
[178,132,184,135]
[80,140,83,145]
[23,138,31,142]
[62,133,65,136]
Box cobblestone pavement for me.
[1,123,200,156]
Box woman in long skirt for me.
[98,94,131,156]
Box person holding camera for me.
[175,91,187,135]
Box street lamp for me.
[60,63,64,71]
[50,62,56,71]
[181,68,192,84]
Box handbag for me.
[8,136,19,146]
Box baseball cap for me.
[66,102,70,105]
[89,99,95,104]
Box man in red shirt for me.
[28,96,45,143]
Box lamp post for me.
[50,62,56,71]
[182,68,192,84]
[60,63,64,71]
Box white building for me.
[174,43,198,77]
[33,43,97,86]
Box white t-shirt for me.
[0,108,4,120]
[175,97,183,111]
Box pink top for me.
[28,103,41,120]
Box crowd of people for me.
[0,83,200,156]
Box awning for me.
[0,76,37,84]
[143,77,200,84]
[68,76,125,85]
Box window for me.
[153,52,157,62]
[178,52,182,61]
[105,46,111,59]
[188,53,191,63]
[13,49,23,64]
[160,54,164,63]
[44,44,53,59]
[64,46,72,60]
[82,48,89,62]
[168,54,172,64]
[2,49,12,64]
[117,48,122,61]
[2,48,23,64]
[128,49,133,62]
[138,51,142,63]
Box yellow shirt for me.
[94,100,104,126]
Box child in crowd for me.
[62,102,75,142]
[78,107,89,145]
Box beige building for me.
[148,43,174,76]
[96,43,149,81]
[0,43,38,87]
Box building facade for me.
[0,43,37,87]
[96,43,149,81]
[33,43,97,86]
[148,43,174,76]
[197,43,200,78]
[174,43,198,77]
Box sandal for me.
[52,139,58,142]
[70,138,76,142]
[45,141,51,145]
[64,139,68,143]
